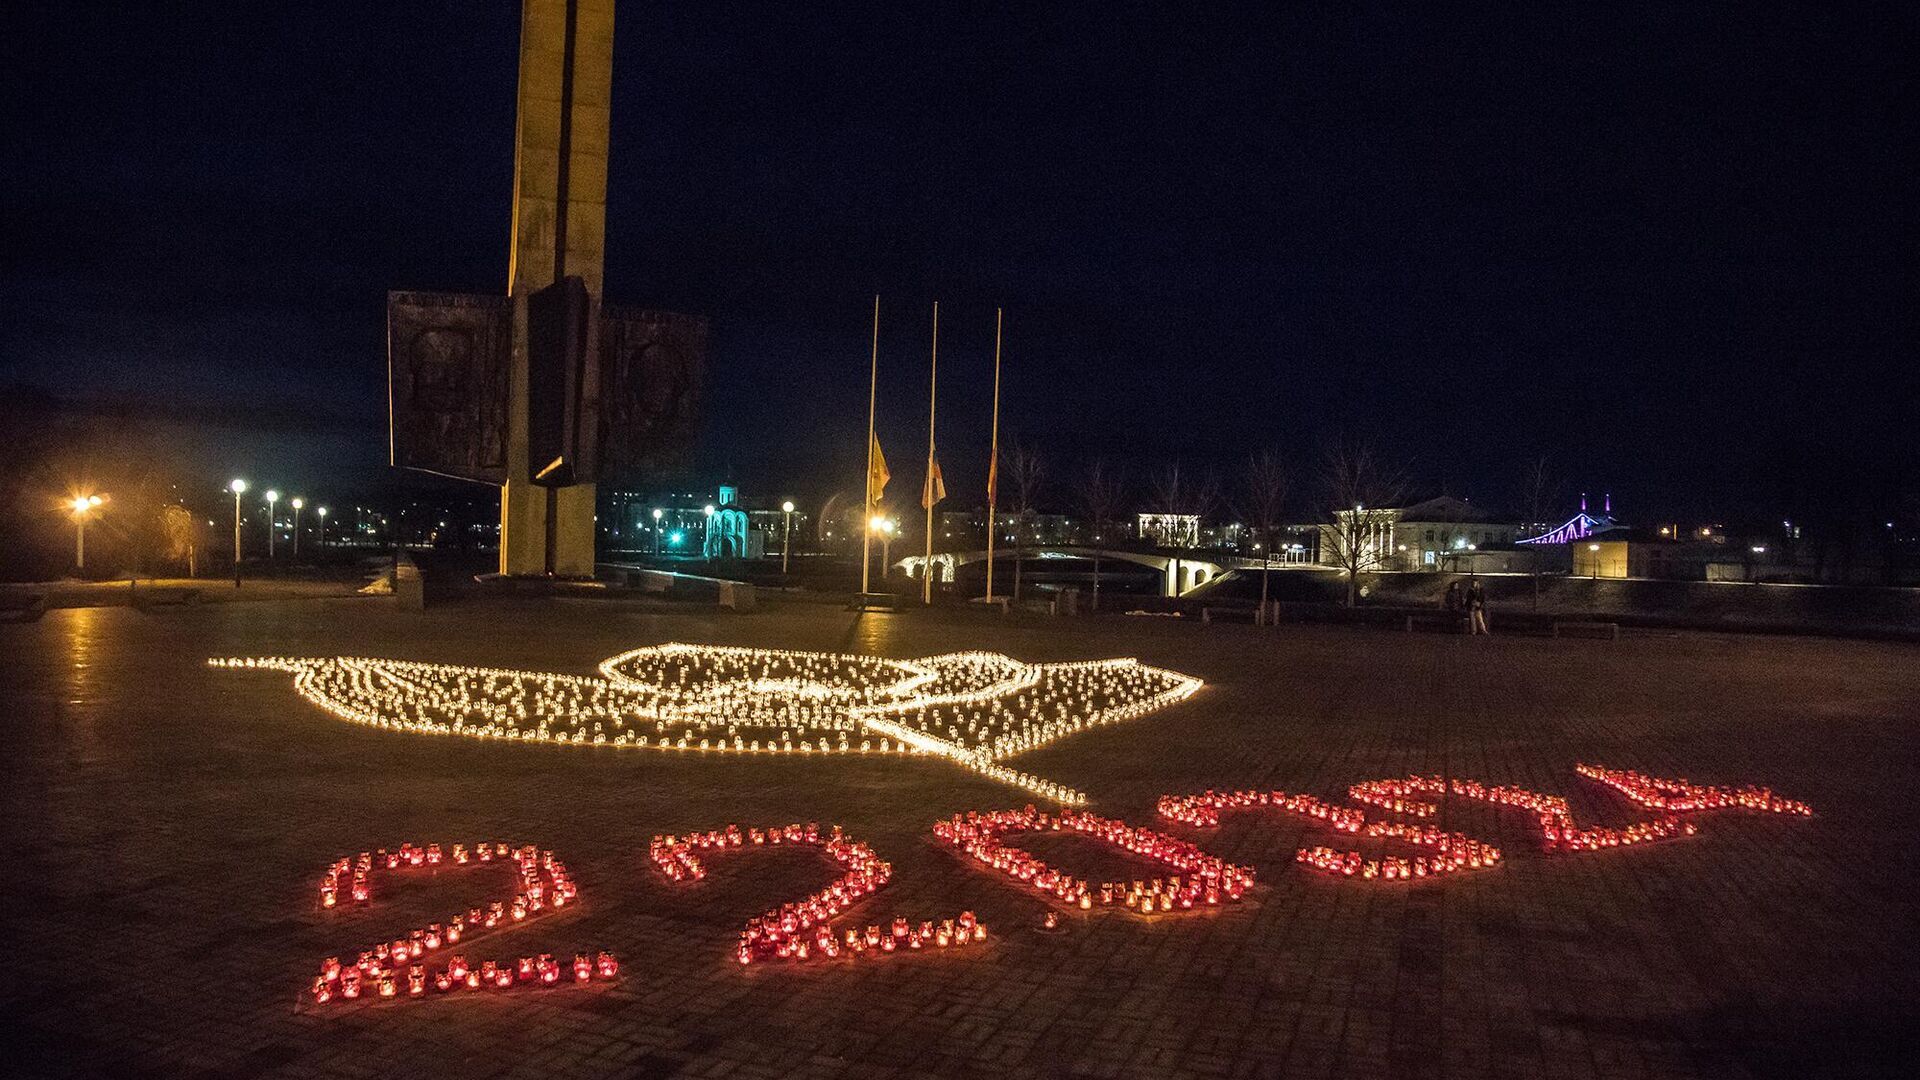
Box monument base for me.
[499,477,597,577]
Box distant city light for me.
[230,478,247,494]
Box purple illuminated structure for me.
[1520,492,1620,545]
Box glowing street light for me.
[652,507,664,555]
[264,490,281,559]
[229,479,247,587]
[317,506,329,549]
[69,494,103,572]
[870,515,896,570]
[291,498,305,558]
[781,500,796,573]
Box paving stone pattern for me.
[3,597,1916,1079]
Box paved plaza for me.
[3,596,1916,1079]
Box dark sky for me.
[4,1,1914,521]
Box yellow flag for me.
[922,457,946,510]
[867,435,890,502]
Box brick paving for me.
[3,596,1916,1079]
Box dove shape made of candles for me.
[211,645,1203,804]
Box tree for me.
[1007,444,1045,600]
[1319,439,1405,606]
[161,504,201,577]
[1077,459,1125,610]
[1235,450,1289,618]
[1522,455,1554,609]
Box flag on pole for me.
[922,457,946,509]
[868,434,890,501]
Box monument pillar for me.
[388,0,703,547]
[501,0,615,577]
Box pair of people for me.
[1443,578,1490,635]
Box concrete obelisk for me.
[500,0,614,577]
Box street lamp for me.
[1588,542,1601,581]
[229,479,247,587]
[870,515,895,572]
[69,494,103,573]
[317,506,329,549]
[264,490,280,559]
[652,507,663,555]
[291,498,304,558]
[781,500,796,573]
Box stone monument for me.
[387,0,705,577]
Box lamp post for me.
[291,498,304,558]
[703,504,715,560]
[317,506,329,549]
[1588,542,1601,581]
[652,507,663,555]
[229,479,247,587]
[781,500,795,573]
[870,515,895,575]
[265,490,280,558]
[70,495,102,573]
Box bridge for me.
[894,547,1235,597]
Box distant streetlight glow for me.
[317,506,329,548]
[68,493,104,572]
[291,498,305,558]
[870,516,896,568]
[229,479,247,586]
[781,500,796,574]
[265,490,280,559]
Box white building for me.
[1321,496,1516,572]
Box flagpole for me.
[923,301,939,605]
[984,307,1002,603]
[862,295,879,596]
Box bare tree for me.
[161,504,201,577]
[1148,461,1217,547]
[1149,462,1185,516]
[1235,450,1289,618]
[1319,439,1405,606]
[1077,459,1126,610]
[1007,443,1045,600]
[1523,455,1553,609]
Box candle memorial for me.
[213,645,1203,804]
[649,821,986,964]
[307,841,615,1007]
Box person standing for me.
[1443,580,1465,633]
[1467,578,1490,636]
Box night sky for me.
[5,2,1913,522]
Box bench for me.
[716,580,757,611]
[132,585,200,608]
[393,561,426,611]
[0,592,49,622]
[1552,620,1619,640]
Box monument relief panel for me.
[599,305,707,479]
[387,291,512,483]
